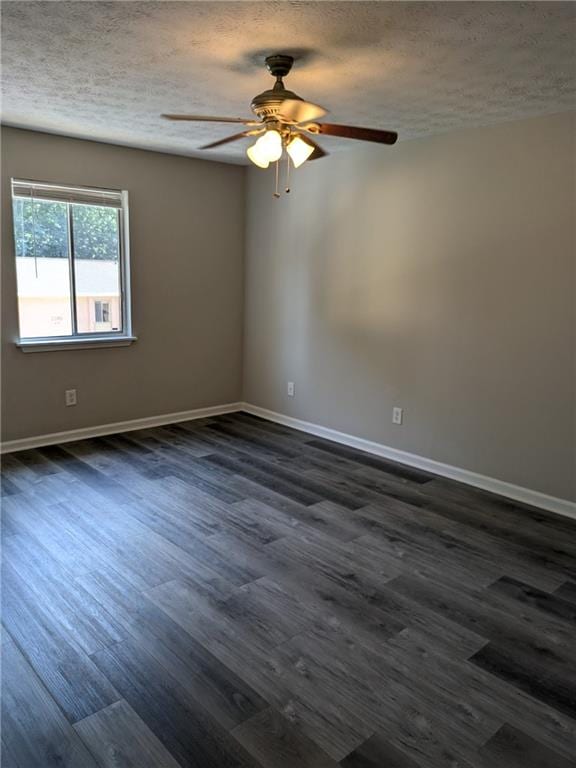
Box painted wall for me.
[1,127,245,441]
[243,112,576,502]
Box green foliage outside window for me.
[13,199,119,260]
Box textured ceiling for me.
[1,1,575,164]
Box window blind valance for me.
[11,179,124,209]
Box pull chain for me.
[285,153,291,194]
[273,160,280,198]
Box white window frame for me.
[11,178,136,352]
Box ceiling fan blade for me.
[311,123,398,145]
[277,99,328,124]
[200,130,263,150]
[162,114,259,125]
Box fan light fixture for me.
[286,134,315,168]
[246,144,269,168]
[246,129,282,168]
[246,129,316,170]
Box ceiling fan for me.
[162,54,398,172]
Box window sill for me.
[16,335,138,353]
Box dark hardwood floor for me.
[1,411,575,767]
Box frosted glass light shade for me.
[246,129,283,167]
[246,143,270,168]
[258,130,283,161]
[287,134,315,168]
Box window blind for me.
[11,179,123,209]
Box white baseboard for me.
[0,402,243,454]
[241,403,576,521]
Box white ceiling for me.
[1,1,574,164]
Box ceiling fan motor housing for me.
[251,54,303,121]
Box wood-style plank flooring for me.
[1,411,575,767]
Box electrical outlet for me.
[65,389,77,407]
[392,406,403,425]
[287,381,295,397]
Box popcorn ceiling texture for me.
[2,1,574,164]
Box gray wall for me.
[243,112,575,501]
[1,127,245,441]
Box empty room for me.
[1,2,575,767]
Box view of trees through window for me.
[13,199,120,260]
[13,197,122,338]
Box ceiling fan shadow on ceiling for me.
[161,54,398,197]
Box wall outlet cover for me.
[65,389,77,407]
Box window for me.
[11,179,134,350]
[94,300,111,325]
